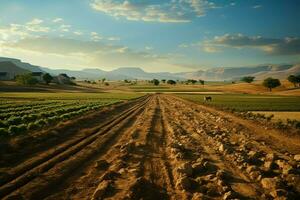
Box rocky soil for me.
[0,94,299,200]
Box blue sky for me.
[0,0,299,72]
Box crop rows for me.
[0,100,120,137]
[177,94,300,111]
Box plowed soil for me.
[1,94,300,200]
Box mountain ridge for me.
[0,57,299,81]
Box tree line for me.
[240,74,300,91]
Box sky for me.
[0,0,299,72]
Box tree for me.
[187,79,197,84]
[161,79,166,83]
[42,73,53,84]
[16,74,38,86]
[199,79,205,85]
[287,75,300,87]
[152,79,160,86]
[101,78,106,83]
[167,80,176,85]
[263,77,281,91]
[241,76,255,83]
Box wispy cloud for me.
[202,34,300,55]
[2,35,169,70]
[90,0,219,23]
[252,5,262,9]
[52,18,64,23]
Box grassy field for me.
[129,85,218,93]
[177,93,300,111]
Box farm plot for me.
[0,92,142,137]
[176,94,300,111]
[0,94,299,199]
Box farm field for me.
[0,92,142,137]
[177,93,300,111]
[253,111,300,122]
[0,94,299,199]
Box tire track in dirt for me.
[44,96,157,200]
[0,96,152,200]
[68,95,180,200]
[137,96,176,199]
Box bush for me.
[167,80,176,85]
[16,74,38,86]
[43,73,53,84]
[8,124,26,135]
[266,114,274,121]
[48,116,58,124]
[28,122,40,130]
[0,120,8,127]
[7,116,22,125]
[36,119,47,126]
[0,128,9,137]
[152,79,160,86]
[275,120,285,129]
[241,76,255,83]
[61,113,71,120]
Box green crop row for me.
[0,99,120,137]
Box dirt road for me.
[0,94,299,200]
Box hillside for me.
[0,57,43,72]
[0,56,299,81]
[181,64,300,81]
[0,61,29,74]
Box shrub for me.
[275,120,285,129]
[16,74,38,85]
[43,73,53,84]
[36,119,47,126]
[266,114,274,121]
[241,76,255,83]
[287,75,300,87]
[28,114,38,121]
[0,120,8,127]
[152,79,160,86]
[61,114,71,120]
[7,116,22,125]
[8,124,26,135]
[0,128,9,137]
[48,116,58,124]
[167,80,176,85]
[28,122,40,130]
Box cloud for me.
[203,34,300,55]
[2,36,167,69]
[73,31,83,35]
[27,18,43,25]
[25,18,50,32]
[90,0,218,23]
[145,46,153,50]
[52,18,64,23]
[252,5,262,9]
[0,18,53,41]
[108,37,120,41]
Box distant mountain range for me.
[0,57,299,81]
